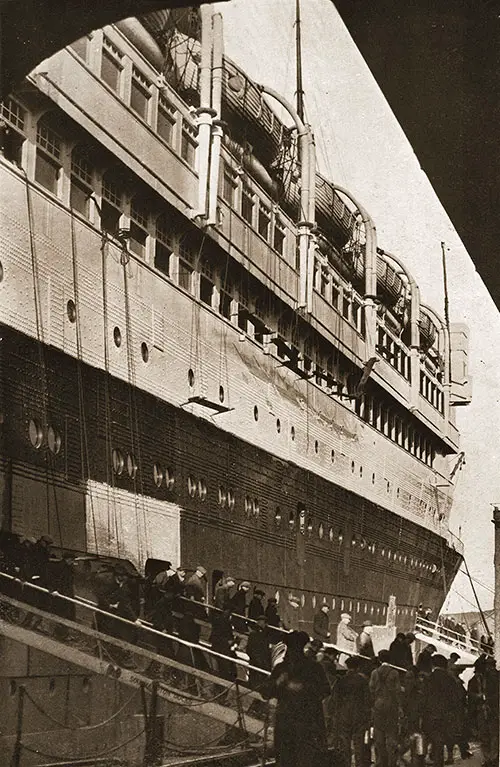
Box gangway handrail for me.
[0,571,272,678]
[0,570,396,668]
[415,616,481,654]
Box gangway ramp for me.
[0,575,271,747]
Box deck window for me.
[178,259,193,292]
[70,147,93,217]
[222,163,237,207]
[200,274,214,306]
[241,183,254,223]
[181,121,197,166]
[157,98,176,145]
[273,219,286,255]
[258,204,270,240]
[101,174,123,234]
[101,38,122,93]
[130,68,151,121]
[129,200,148,257]
[35,116,62,194]
[0,98,25,165]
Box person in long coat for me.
[369,649,401,767]
[261,630,330,767]
[246,615,271,689]
[313,604,331,642]
[421,654,462,767]
[335,655,371,767]
[248,588,266,621]
[337,612,358,667]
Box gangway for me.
[0,572,274,766]
[414,615,482,665]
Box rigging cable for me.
[22,168,64,549]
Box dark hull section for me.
[0,324,462,632]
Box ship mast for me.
[295,0,305,122]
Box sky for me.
[219,0,500,615]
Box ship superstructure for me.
[0,7,471,635]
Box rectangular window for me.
[154,241,171,276]
[131,68,151,120]
[200,274,214,306]
[70,178,91,217]
[273,220,286,254]
[0,98,26,131]
[34,152,60,194]
[331,280,340,309]
[129,221,147,257]
[157,101,175,145]
[181,122,197,166]
[241,184,254,223]
[342,295,350,319]
[101,40,122,93]
[222,163,237,207]
[178,259,193,292]
[320,269,329,298]
[258,204,270,240]
[219,290,232,319]
[100,200,121,234]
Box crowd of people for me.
[0,536,498,767]
[264,632,499,767]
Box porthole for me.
[338,529,344,545]
[351,460,355,473]
[291,425,295,441]
[47,426,61,454]
[254,498,260,517]
[314,440,319,454]
[318,523,324,539]
[188,368,195,387]
[274,506,282,526]
[397,487,400,499]
[198,480,207,501]
[360,538,366,550]
[126,453,137,479]
[381,548,385,557]
[329,526,334,542]
[307,516,313,534]
[351,535,356,547]
[331,449,335,463]
[349,600,352,612]
[245,495,252,516]
[300,593,305,608]
[219,385,225,403]
[29,419,43,449]
[112,448,124,475]
[372,473,375,484]
[312,595,317,609]
[153,463,163,487]
[341,599,344,611]
[356,601,360,612]
[253,405,259,421]
[0,261,4,282]
[276,418,281,433]
[165,468,175,490]
[141,342,149,363]
[370,606,374,615]
[113,326,122,347]
[66,299,77,323]
[187,476,196,497]
[359,466,363,478]
[386,480,391,493]
[364,603,368,613]
[218,486,227,507]
[332,598,336,610]
[288,511,295,531]
[227,489,235,510]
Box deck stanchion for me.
[11,684,25,767]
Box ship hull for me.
[0,323,461,634]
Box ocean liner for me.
[0,0,471,693]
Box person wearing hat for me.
[151,565,186,635]
[261,630,330,767]
[228,580,251,632]
[369,649,401,767]
[246,615,271,689]
[313,603,331,643]
[185,565,207,603]
[336,613,358,667]
[335,655,371,767]
[214,575,236,611]
[421,653,463,767]
[358,621,375,658]
[280,593,301,632]
[248,587,266,621]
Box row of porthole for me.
[274,508,439,573]
[28,419,62,454]
[274,590,393,617]
[9,677,91,698]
